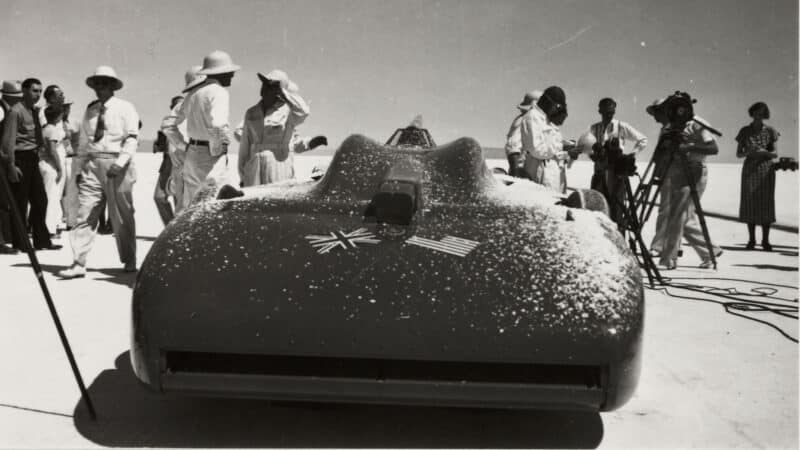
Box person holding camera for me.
[519,86,579,193]
[658,112,722,270]
[736,102,779,251]
[585,98,648,227]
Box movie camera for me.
[774,157,799,172]
[591,137,638,177]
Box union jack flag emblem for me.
[406,235,480,257]
[305,228,381,254]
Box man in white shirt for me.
[161,50,240,208]
[585,97,648,226]
[520,86,578,193]
[58,66,139,279]
[160,66,206,212]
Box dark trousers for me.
[0,181,12,244]
[9,151,52,249]
[591,170,625,230]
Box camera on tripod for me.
[592,137,637,177]
[662,91,696,127]
[774,157,799,172]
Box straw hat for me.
[257,69,299,93]
[86,66,123,91]
[1,80,23,97]
[517,90,542,111]
[197,50,241,75]
[182,65,207,93]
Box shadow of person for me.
[720,245,800,258]
[732,263,798,272]
[11,263,137,288]
[74,352,604,448]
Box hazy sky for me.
[1,0,797,162]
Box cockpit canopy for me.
[385,115,436,149]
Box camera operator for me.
[658,106,722,270]
[519,86,580,193]
[584,98,647,227]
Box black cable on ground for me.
[644,276,798,343]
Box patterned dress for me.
[737,124,779,224]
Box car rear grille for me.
[165,351,604,388]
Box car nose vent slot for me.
[165,351,604,388]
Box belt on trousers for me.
[188,139,209,147]
[79,152,119,159]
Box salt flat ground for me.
[0,153,797,449]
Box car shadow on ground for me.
[73,352,604,448]
[11,263,137,288]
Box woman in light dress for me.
[237,70,327,187]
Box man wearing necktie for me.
[58,66,139,279]
[1,78,59,251]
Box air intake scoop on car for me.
[315,134,494,204]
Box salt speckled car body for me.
[131,134,644,411]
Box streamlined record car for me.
[131,122,643,411]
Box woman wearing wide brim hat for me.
[238,68,327,187]
[197,50,241,76]
[85,66,124,91]
[257,69,299,93]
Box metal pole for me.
[0,165,97,420]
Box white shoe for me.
[58,265,86,279]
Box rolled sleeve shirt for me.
[161,80,231,157]
[680,116,716,165]
[588,119,648,153]
[78,96,139,167]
